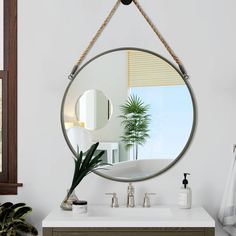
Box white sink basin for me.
[87,205,172,219]
[42,205,215,228]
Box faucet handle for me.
[143,192,156,208]
[105,193,119,208]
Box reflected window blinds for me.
[128,50,185,87]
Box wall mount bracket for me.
[121,0,133,5]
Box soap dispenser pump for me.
[178,173,192,209]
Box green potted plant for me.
[0,202,38,236]
[61,142,106,210]
[120,95,151,160]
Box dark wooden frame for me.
[43,227,215,236]
[0,0,22,194]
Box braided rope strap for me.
[132,0,189,79]
[69,0,189,80]
[68,0,121,80]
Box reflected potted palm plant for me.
[120,95,151,160]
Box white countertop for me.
[42,205,215,228]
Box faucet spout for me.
[127,183,135,207]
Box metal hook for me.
[121,0,133,5]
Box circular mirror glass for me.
[61,48,196,182]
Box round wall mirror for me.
[61,48,196,182]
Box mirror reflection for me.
[62,49,195,181]
[75,89,112,131]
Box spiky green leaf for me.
[66,142,106,201]
[10,203,26,210]
[13,207,32,219]
[12,221,38,235]
[0,202,13,210]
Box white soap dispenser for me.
[178,173,192,209]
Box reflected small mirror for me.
[61,48,196,182]
[75,89,112,131]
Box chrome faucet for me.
[127,183,135,207]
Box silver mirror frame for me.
[61,47,197,182]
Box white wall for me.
[0,1,235,235]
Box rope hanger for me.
[68,0,189,80]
